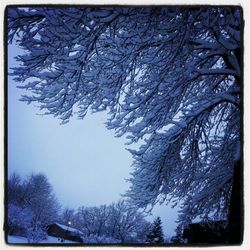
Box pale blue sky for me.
[8,42,179,237]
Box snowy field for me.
[8,235,79,244]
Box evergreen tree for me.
[146,217,164,244]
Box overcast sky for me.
[8,42,179,238]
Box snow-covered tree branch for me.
[8,6,242,230]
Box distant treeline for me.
[7,172,166,244]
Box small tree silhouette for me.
[146,217,164,244]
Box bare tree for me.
[73,200,150,243]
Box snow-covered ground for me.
[8,234,122,244]
[8,235,79,244]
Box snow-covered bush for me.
[8,203,33,236]
[26,223,47,243]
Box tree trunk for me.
[227,26,243,244]
[227,160,243,244]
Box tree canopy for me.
[8,173,60,242]
[7,6,242,226]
